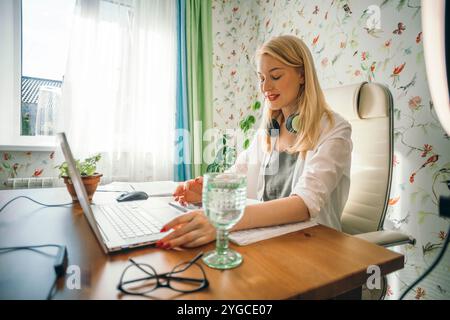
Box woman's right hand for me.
[172,176,203,205]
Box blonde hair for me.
[256,35,334,159]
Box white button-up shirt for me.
[228,111,352,231]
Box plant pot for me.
[63,173,103,203]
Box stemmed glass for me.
[201,173,247,269]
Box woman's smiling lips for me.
[266,94,280,101]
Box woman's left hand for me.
[156,210,216,249]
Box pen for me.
[168,201,189,212]
[150,193,174,197]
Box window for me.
[20,0,75,136]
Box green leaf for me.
[239,119,246,130]
[206,163,216,173]
[55,153,101,177]
[252,101,261,111]
[247,115,256,125]
[243,139,250,149]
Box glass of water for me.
[202,173,247,269]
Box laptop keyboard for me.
[98,204,163,239]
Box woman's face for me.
[257,54,304,112]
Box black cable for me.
[0,244,67,273]
[0,244,68,300]
[399,223,450,300]
[0,196,72,213]
[0,197,70,299]
[46,274,58,300]
[0,247,56,258]
[0,244,62,251]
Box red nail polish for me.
[160,227,166,232]
[163,243,171,249]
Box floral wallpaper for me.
[212,0,450,299]
[0,151,59,190]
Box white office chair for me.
[323,82,415,299]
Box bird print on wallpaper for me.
[416,31,422,43]
[343,4,352,15]
[409,154,439,184]
[393,22,406,35]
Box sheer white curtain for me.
[59,0,177,182]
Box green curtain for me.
[186,0,213,178]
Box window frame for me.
[4,0,57,150]
[2,0,132,151]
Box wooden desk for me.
[0,188,403,300]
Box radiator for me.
[6,177,59,189]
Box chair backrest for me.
[323,82,393,235]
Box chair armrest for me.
[354,230,415,247]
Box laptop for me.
[57,132,182,253]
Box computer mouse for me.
[116,191,149,202]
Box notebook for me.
[167,197,318,246]
[229,220,318,246]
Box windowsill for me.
[0,144,56,152]
[0,135,57,152]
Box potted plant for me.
[206,100,261,173]
[206,133,237,173]
[56,154,102,202]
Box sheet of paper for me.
[229,220,318,246]
[97,181,134,193]
[167,198,260,213]
[97,181,178,196]
[131,180,178,196]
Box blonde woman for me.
[157,35,352,249]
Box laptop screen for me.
[57,132,108,253]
